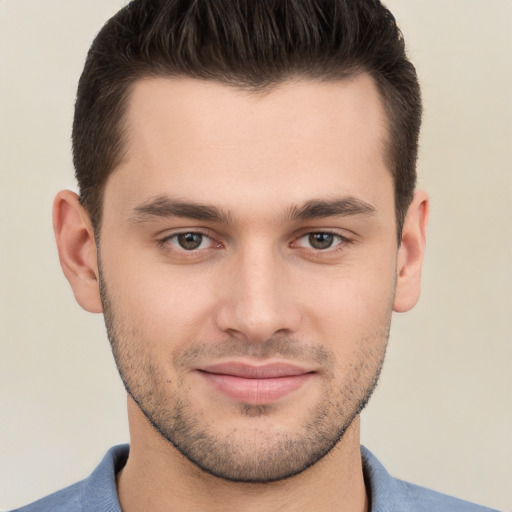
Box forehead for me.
[106,75,393,220]
[123,74,388,158]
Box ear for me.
[53,190,103,313]
[393,190,429,313]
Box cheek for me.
[299,253,397,342]
[103,249,219,351]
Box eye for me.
[295,232,346,250]
[167,232,213,251]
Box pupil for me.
[178,233,203,250]
[309,233,334,249]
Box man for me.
[11,0,500,511]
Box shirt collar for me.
[85,444,406,511]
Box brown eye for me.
[177,233,205,250]
[308,233,335,250]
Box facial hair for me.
[99,265,390,483]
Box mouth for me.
[196,362,316,405]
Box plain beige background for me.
[0,1,511,510]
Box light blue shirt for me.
[11,445,501,511]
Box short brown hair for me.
[73,0,421,236]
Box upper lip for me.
[198,362,314,379]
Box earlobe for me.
[53,190,103,313]
[393,190,429,313]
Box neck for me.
[117,397,368,512]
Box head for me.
[73,0,422,239]
[56,0,428,484]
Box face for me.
[98,75,399,482]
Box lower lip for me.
[198,372,313,405]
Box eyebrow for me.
[131,196,232,224]
[130,195,376,224]
[288,197,377,221]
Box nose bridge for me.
[216,240,300,342]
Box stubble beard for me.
[99,270,390,483]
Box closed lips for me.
[196,362,315,404]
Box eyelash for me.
[156,230,352,256]
[292,231,351,252]
[157,230,220,255]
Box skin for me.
[54,74,428,512]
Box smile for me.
[197,362,316,405]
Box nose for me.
[214,244,302,343]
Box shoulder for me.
[361,446,501,512]
[8,481,84,512]
[8,445,128,512]
[393,478,501,512]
